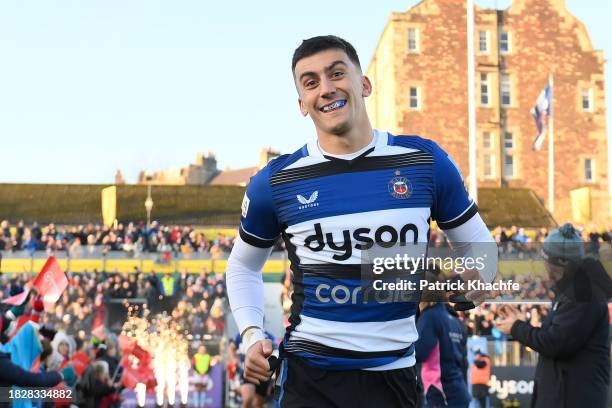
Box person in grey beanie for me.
[495,223,611,408]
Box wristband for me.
[242,327,265,352]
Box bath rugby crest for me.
[388,174,413,199]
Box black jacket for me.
[511,259,611,408]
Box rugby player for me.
[227,35,495,407]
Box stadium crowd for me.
[1,267,228,341]
[2,219,612,259]
[0,220,236,258]
[0,267,228,407]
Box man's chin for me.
[321,121,351,136]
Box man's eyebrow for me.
[298,60,349,83]
[325,60,348,72]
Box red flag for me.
[32,257,68,305]
[121,363,156,390]
[72,351,90,376]
[1,287,31,305]
[146,372,157,390]
[121,364,140,389]
[138,365,157,390]
[92,313,105,332]
[118,334,136,354]
[91,324,106,341]
[131,344,152,366]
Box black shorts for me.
[275,355,418,408]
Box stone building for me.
[366,0,609,225]
[137,152,219,185]
[137,148,280,186]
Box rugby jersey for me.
[239,130,477,370]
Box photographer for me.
[496,223,612,407]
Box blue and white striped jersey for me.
[239,130,477,371]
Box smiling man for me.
[226,35,495,407]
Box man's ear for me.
[298,98,308,117]
[362,76,373,97]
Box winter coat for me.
[511,258,611,408]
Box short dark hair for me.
[292,35,361,73]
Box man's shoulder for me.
[387,133,442,155]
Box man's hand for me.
[498,304,525,320]
[244,339,274,385]
[495,316,516,335]
[495,304,524,335]
[448,269,487,311]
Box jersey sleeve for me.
[239,166,281,248]
[431,143,478,229]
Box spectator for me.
[495,223,612,408]
[80,361,120,408]
[192,344,211,375]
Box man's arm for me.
[226,235,271,336]
[226,236,277,384]
[0,357,63,388]
[431,142,498,302]
[510,302,607,359]
[227,164,281,384]
[443,213,497,284]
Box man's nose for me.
[319,76,337,96]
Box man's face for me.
[294,49,371,136]
[544,260,565,283]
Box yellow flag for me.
[570,187,591,223]
[101,186,117,227]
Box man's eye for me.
[304,80,317,88]
[332,71,344,78]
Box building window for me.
[480,73,490,106]
[503,132,513,149]
[483,131,493,150]
[582,88,593,112]
[585,158,594,182]
[409,87,420,110]
[503,154,514,178]
[408,28,419,52]
[478,31,489,53]
[501,74,511,107]
[500,31,510,53]
[484,153,494,178]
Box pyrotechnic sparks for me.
[121,305,191,406]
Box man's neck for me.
[316,120,374,155]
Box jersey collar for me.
[306,129,389,160]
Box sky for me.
[0,0,609,184]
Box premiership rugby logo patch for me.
[241,194,250,217]
[388,173,413,199]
